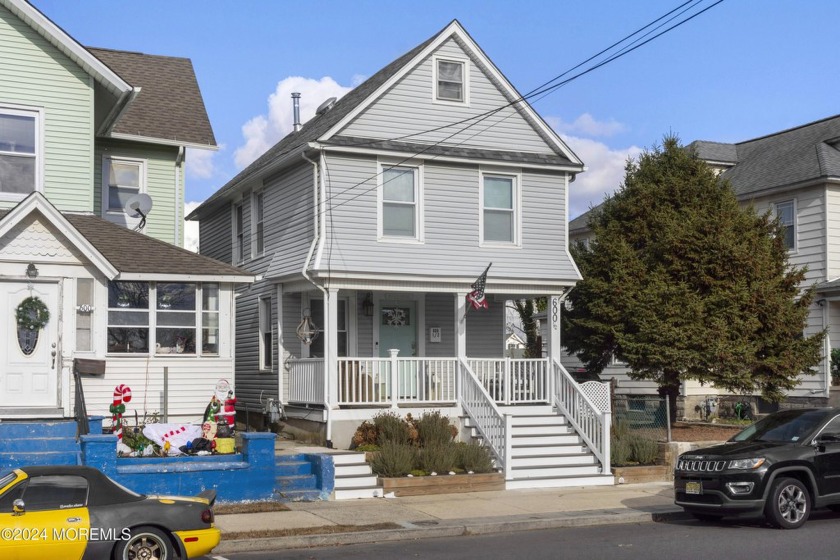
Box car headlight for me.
[727,457,765,470]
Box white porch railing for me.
[468,358,548,404]
[337,357,458,406]
[288,359,325,405]
[551,358,611,473]
[458,358,510,478]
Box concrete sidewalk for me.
[214,482,685,554]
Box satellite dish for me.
[315,97,337,116]
[123,193,153,231]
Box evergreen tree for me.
[564,136,824,410]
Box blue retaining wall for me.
[81,432,277,502]
[304,453,335,500]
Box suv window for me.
[732,409,827,443]
[22,476,88,511]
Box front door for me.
[0,282,60,408]
[379,300,417,398]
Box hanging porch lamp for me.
[296,307,320,345]
[362,292,374,317]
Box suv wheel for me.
[765,477,810,529]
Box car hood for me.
[686,440,791,457]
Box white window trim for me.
[432,55,470,107]
[774,198,797,253]
[377,160,424,244]
[259,296,273,371]
[0,104,44,202]
[105,281,222,357]
[479,168,522,247]
[101,155,147,217]
[251,190,265,259]
[232,199,245,264]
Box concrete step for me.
[335,464,374,476]
[274,488,322,502]
[0,421,77,439]
[334,486,382,500]
[334,475,379,489]
[275,475,317,491]
[505,473,614,490]
[330,452,367,466]
[275,461,313,477]
[511,464,602,478]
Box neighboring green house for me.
[0,0,252,424]
[567,115,840,417]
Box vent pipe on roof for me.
[292,92,301,132]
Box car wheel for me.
[691,512,722,523]
[765,477,810,529]
[114,526,175,560]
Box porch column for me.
[547,295,563,364]
[456,292,467,403]
[325,288,339,409]
[276,284,284,404]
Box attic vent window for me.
[436,59,465,102]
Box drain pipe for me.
[301,150,332,445]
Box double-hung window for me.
[107,281,220,355]
[233,202,244,263]
[309,300,348,358]
[380,164,422,241]
[0,106,40,196]
[103,156,145,214]
[434,58,468,104]
[259,297,273,370]
[774,200,796,251]
[481,172,518,245]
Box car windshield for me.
[731,409,829,443]
[0,472,17,493]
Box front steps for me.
[274,454,322,501]
[332,452,381,500]
[0,420,81,470]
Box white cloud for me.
[185,147,218,179]
[234,76,353,168]
[561,134,642,219]
[549,113,626,138]
[183,201,201,253]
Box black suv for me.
[674,407,840,529]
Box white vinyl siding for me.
[0,5,93,211]
[342,38,557,154]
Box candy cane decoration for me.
[110,384,132,441]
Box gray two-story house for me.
[191,20,613,489]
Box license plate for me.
[685,481,702,495]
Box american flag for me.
[466,263,492,310]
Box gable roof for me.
[190,20,581,219]
[687,140,738,165]
[88,48,216,149]
[0,193,252,282]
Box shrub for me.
[611,437,632,466]
[351,420,377,448]
[628,435,659,465]
[415,411,456,447]
[373,411,410,445]
[370,441,416,478]
[458,441,494,473]
[612,418,630,440]
[417,442,459,474]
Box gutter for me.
[98,86,141,137]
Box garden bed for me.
[379,472,504,497]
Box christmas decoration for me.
[110,384,132,442]
[15,296,50,331]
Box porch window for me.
[0,107,40,195]
[481,173,518,244]
[259,297,273,370]
[76,278,94,352]
[107,281,219,355]
[380,165,421,240]
[774,200,796,250]
[233,202,245,263]
[435,58,467,103]
[103,156,145,213]
[309,299,348,358]
[108,282,150,353]
[253,191,265,257]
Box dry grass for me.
[214,501,290,515]
[223,522,402,540]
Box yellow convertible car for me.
[0,465,220,560]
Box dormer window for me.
[434,57,468,104]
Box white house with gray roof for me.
[191,20,616,490]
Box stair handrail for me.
[458,357,511,479]
[551,358,611,474]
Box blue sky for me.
[30,0,840,236]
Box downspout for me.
[175,146,184,247]
[301,151,332,444]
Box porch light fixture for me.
[296,307,320,346]
[25,263,38,279]
[362,292,374,317]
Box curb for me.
[214,508,690,553]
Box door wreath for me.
[16,296,50,331]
